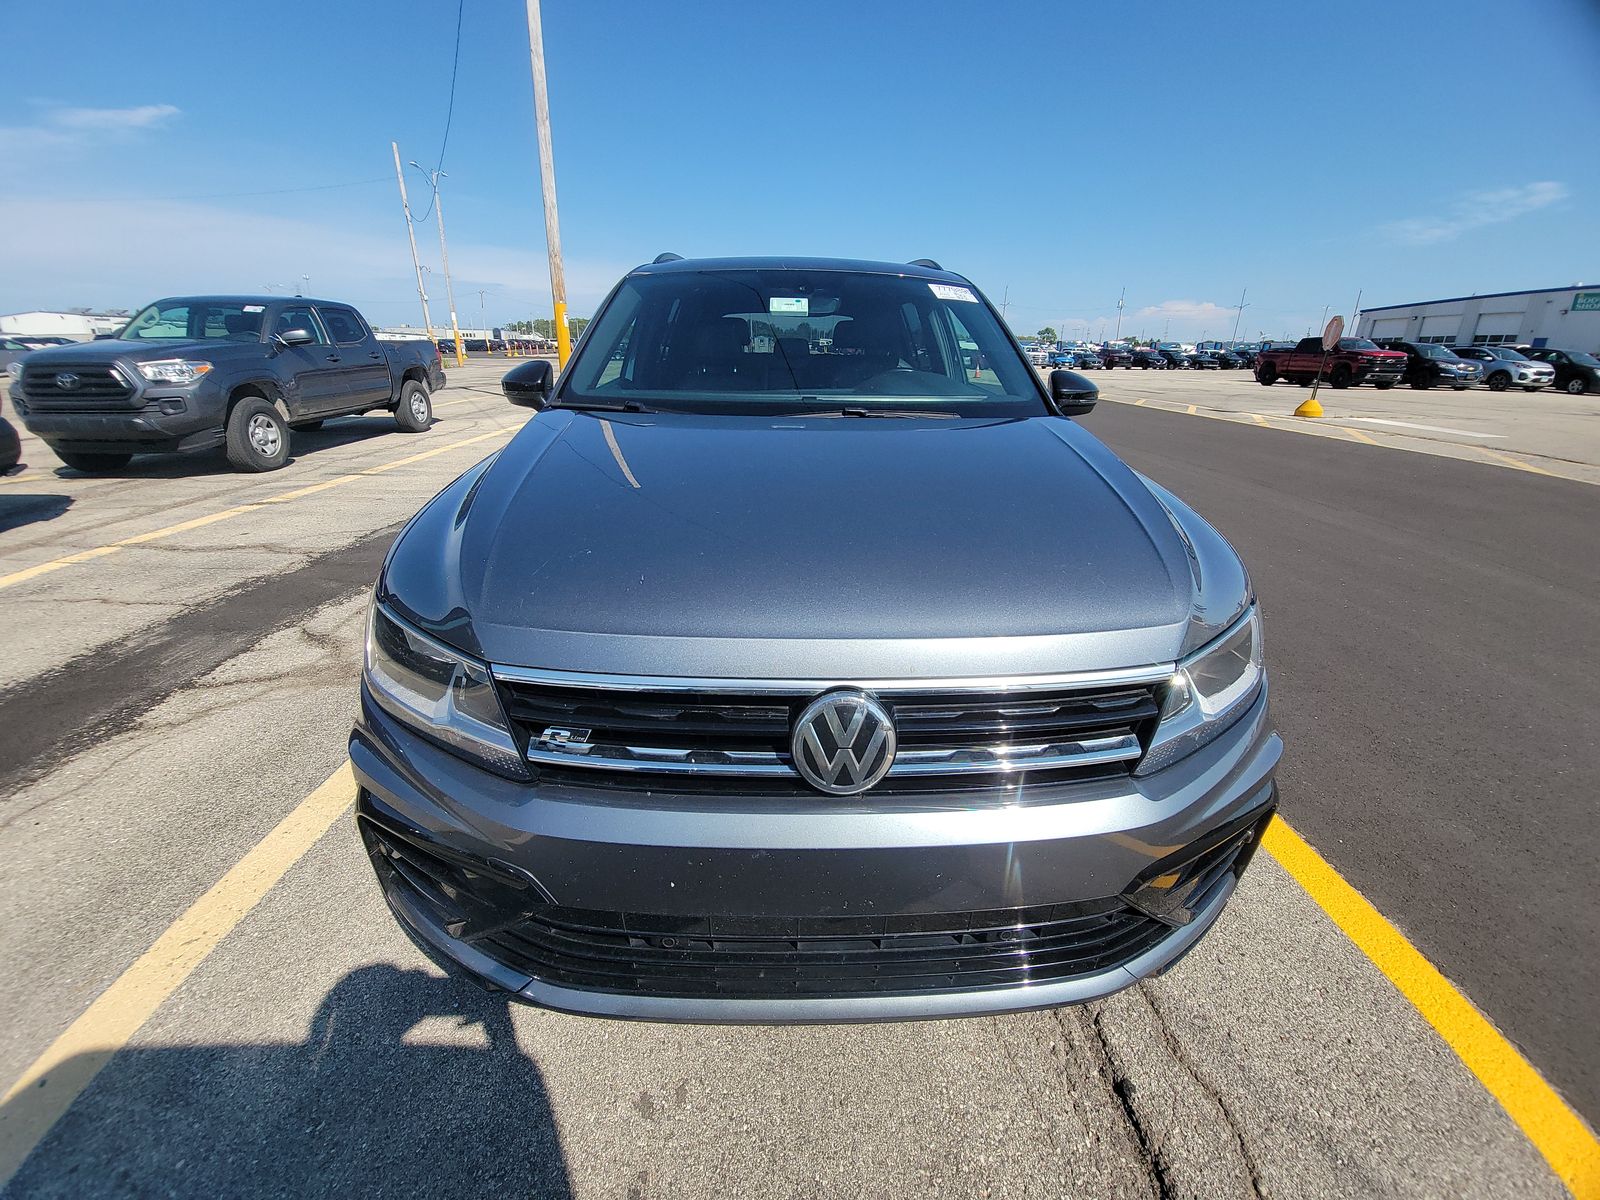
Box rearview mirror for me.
[1048,369,1097,417]
[502,358,554,409]
[276,328,316,347]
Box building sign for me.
[1572,292,1600,312]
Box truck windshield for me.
[560,269,1047,417]
[1338,338,1381,351]
[120,300,264,342]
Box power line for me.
[416,0,466,223]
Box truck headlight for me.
[134,360,213,384]
[6,361,24,381]
[1137,607,1263,775]
[364,602,528,779]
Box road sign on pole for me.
[1297,315,1344,418]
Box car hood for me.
[381,410,1223,679]
[16,338,257,365]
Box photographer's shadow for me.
[5,964,572,1198]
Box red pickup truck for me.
[1256,337,1407,390]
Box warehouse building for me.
[1357,284,1600,351]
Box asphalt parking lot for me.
[0,360,1595,1198]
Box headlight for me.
[1137,607,1263,775]
[364,602,528,778]
[6,361,23,380]
[134,359,213,384]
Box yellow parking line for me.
[0,763,357,1187]
[1247,414,1268,426]
[1334,426,1380,445]
[0,427,514,594]
[1134,398,1148,406]
[1475,448,1556,477]
[1264,818,1599,1196]
[1185,404,1198,415]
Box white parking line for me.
[1341,417,1505,439]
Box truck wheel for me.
[226,396,291,472]
[1330,365,1353,389]
[1257,366,1277,386]
[394,380,432,432]
[1487,372,1510,392]
[57,450,132,473]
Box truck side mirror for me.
[502,358,554,409]
[1048,369,1097,417]
[275,328,316,347]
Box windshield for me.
[1338,337,1381,351]
[1565,351,1600,367]
[1417,344,1454,358]
[1489,347,1529,360]
[561,269,1046,416]
[120,299,265,342]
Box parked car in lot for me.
[354,254,1280,1022]
[1,336,36,377]
[1131,348,1169,369]
[1189,351,1224,370]
[1373,340,1483,390]
[8,295,445,473]
[1098,345,1135,369]
[1451,346,1554,392]
[0,398,21,476]
[1519,347,1600,395]
[1228,347,1257,369]
[1255,337,1407,389]
[1157,348,1193,369]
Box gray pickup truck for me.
[7,295,444,472]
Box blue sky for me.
[1,0,1596,341]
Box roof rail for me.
[652,252,685,264]
[907,258,943,270]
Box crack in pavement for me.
[1090,1005,1175,1200]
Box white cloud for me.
[1133,300,1236,323]
[1382,181,1569,245]
[0,196,628,322]
[50,104,180,132]
[0,103,180,152]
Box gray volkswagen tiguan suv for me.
[352,256,1281,1021]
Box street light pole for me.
[1114,287,1125,342]
[525,0,571,367]
[391,142,436,345]
[1229,287,1248,346]
[411,162,466,367]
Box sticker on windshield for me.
[769,297,809,315]
[928,283,978,303]
[242,305,265,313]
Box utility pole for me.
[411,162,466,366]
[1000,286,1010,325]
[1114,287,1125,342]
[1229,287,1248,346]
[1350,287,1363,336]
[525,0,571,367]
[391,142,436,344]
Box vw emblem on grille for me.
[54,372,81,391]
[791,690,896,795]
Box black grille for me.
[22,366,137,410]
[497,679,1162,791]
[360,809,1174,999]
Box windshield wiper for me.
[780,407,960,420]
[553,400,654,413]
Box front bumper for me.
[12,384,223,454]
[351,685,1281,1022]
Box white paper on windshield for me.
[769,297,809,315]
[928,283,978,303]
[242,305,265,313]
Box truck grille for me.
[21,365,137,410]
[494,670,1164,793]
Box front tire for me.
[57,450,132,473]
[1487,372,1510,392]
[394,380,432,432]
[1566,378,1589,395]
[226,396,291,472]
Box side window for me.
[276,306,328,344]
[318,306,368,345]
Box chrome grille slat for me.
[498,670,1163,791]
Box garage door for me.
[1369,317,1407,340]
[1418,315,1460,343]
[1472,312,1521,345]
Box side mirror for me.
[276,328,316,347]
[1048,369,1097,417]
[502,358,554,409]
